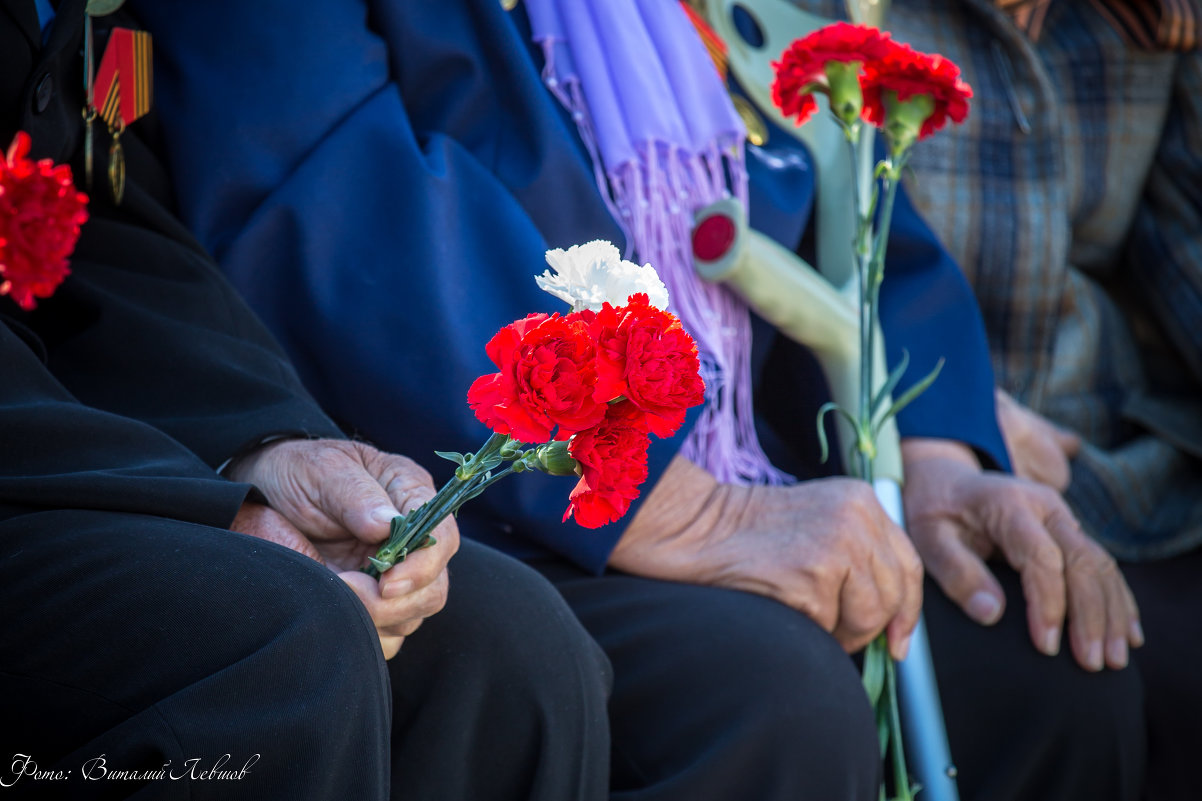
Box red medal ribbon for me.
[90,28,153,128]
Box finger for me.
[1033,446,1072,493]
[336,571,406,660]
[366,568,451,631]
[379,532,456,598]
[834,576,889,655]
[1061,544,1109,671]
[1123,581,1144,648]
[1101,565,1133,670]
[231,503,327,564]
[835,549,898,655]
[340,569,449,645]
[910,516,1005,627]
[1044,502,1118,671]
[994,502,1067,657]
[1053,426,1082,458]
[1099,562,1141,668]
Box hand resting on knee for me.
[901,437,1141,672]
[610,454,923,660]
[227,439,459,659]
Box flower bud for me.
[825,61,864,127]
[881,91,935,155]
[499,437,525,460]
[533,440,581,477]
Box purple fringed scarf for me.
[526,0,789,486]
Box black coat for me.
[0,0,341,529]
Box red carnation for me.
[468,312,607,444]
[583,293,705,439]
[771,23,897,126]
[564,400,651,528]
[861,47,972,141]
[0,132,89,310]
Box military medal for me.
[83,3,152,205]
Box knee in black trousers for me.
[1,510,392,800]
[925,569,1145,801]
[388,539,612,801]
[534,562,882,801]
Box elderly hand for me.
[610,455,923,660]
[996,388,1082,491]
[901,438,1141,671]
[228,439,459,659]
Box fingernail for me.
[1041,626,1061,656]
[1085,640,1104,671]
[1130,620,1145,647]
[1106,637,1128,669]
[381,579,414,599]
[896,633,913,661]
[372,507,399,526]
[966,591,1002,625]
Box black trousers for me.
[534,555,1180,801]
[533,559,883,801]
[1120,548,1202,801]
[0,512,611,801]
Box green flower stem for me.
[366,432,525,578]
[846,135,875,484]
[884,646,914,801]
[845,133,915,801]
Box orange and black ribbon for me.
[86,27,152,203]
[90,27,153,130]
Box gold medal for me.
[107,121,125,205]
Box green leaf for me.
[479,454,504,473]
[368,556,393,573]
[817,402,859,464]
[871,349,910,418]
[873,358,945,438]
[434,450,466,466]
[877,699,891,761]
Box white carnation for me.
[536,240,669,312]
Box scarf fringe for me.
[541,40,789,486]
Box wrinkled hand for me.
[902,438,1141,671]
[611,455,922,659]
[996,388,1082,491]
[228,439,459,659]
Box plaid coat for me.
[800,0,1202,558]
[887,0,1202,559]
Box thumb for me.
[321,468,402,546]
[913,519,1006,627]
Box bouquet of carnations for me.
[367,241,705,575]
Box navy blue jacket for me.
[133,0,1008,572]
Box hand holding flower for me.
[229,438,458,659]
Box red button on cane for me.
[692,213,737,262]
